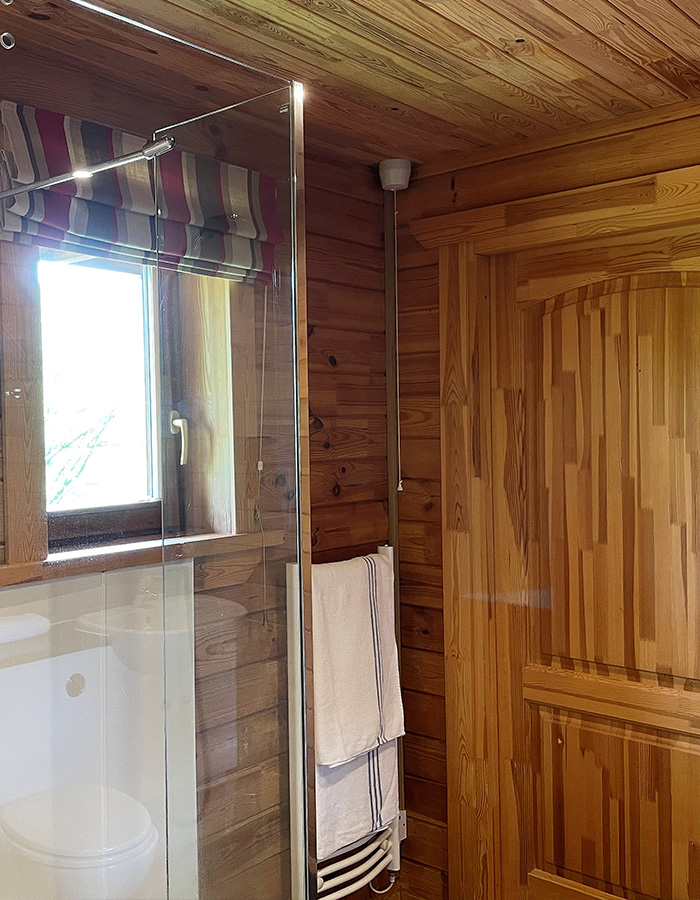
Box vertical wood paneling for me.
[402,113,700,900]
[397,230,448,896]
[537,279,700,679]
[440,242,500,900]
[490,253,542,898]
[433,211,700,900]
[541,711,700,897]
[0,244,46,563]
[231,282,259,534]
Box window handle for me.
[169,411,189,465]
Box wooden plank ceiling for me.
[9,0,700,164]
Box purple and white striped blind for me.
[0,101,282,283]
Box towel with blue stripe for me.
[312,552,404,860]
[316,739,399,861]
[312,553,404,768]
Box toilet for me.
[0,784,158,900]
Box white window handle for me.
[169,411,189,465]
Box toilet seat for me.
[0,784,157,865]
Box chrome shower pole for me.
[0,136,176,201]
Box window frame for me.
[0,244,258,565]
[47,501,162,551]
[39,256,162,551]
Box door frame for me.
[410,162,700,900]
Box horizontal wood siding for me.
[306,151,452,899]
[306,151,389,565]
[399,105,700,225]
[305,151,393,899]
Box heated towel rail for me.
[286,546,406,900]
[317,817,402,900]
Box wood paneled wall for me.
[305,146,454,900]
[303,141,458,898]
[1,6,454,897]
[397,232,448,900]
[304,147,390,899]
[195,565,291,900]
[196,273,299,899]
[305,150,389,563]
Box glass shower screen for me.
[155,83,307,900]
[0,1,307,898]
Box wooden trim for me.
[0,243,47,563]
[528,869,616,900]
[523,664,700,739]
[514,228,700,308]
[231,281,258,534]
[0,529,283,588]
[290,78,316,891]
[439,242,500,899]
[489,252,543,893]
[178,273,237,535]
[410,164,700,254]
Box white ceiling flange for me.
[379,158,411,191]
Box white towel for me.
[316,739,399,862]
[312,553,404,768]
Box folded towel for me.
[312,553,404,768]
[316,739,399,861]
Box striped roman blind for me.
[0,101,282,282]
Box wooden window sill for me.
[0,531,285,589]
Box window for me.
[38,256,160,547]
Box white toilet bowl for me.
[0,784,158,900]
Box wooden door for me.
[440,236,700,899]
[497,262,700,899]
